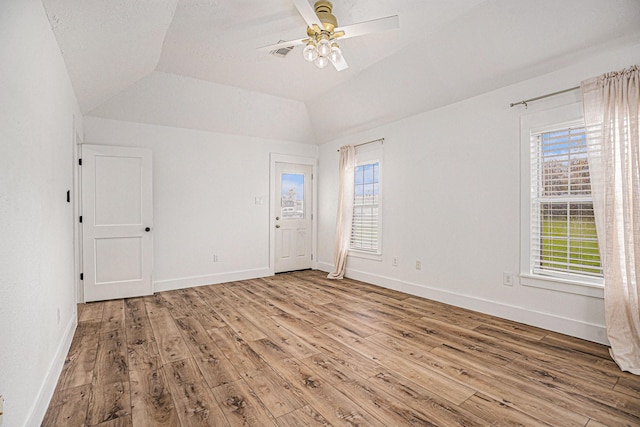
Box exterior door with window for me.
[81,144,154,302]
[274,163,312,273]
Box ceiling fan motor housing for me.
[308,0,337,34]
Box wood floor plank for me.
[226,282,289,317]
[475,324,620,377]
[86,380,131,426]
[460,392,550,427]
[273,313,385,379]
[504,354,640,425]
[144,304,190,365]
[542,331,612,359]
[93,415,133,426]
[268,276,335,305]
[87,330,131,425]
[46,271,640,426]
[42,384,91,427]
[54,320,100,392]
[615,375,640,399]
[432,343,635,426]
[247,337,295,365]
[129,356,179,427]
[124,298,156,348]
[200,288,268,342]
[79,301,105,322]
[161,289,196,319]
[365,320,446,353]
[585,419,612,427]
[401,297,491,330]
[206,326,270,377]
[301,351,455,427]
[317,323,476,406]
[275,404,331,427]
[314,302,381,337]
[100,300,126,334]
[217,285,320,359]
[211,379,278,427]
[180,287,228,329]
[428,345,589,426]
[269,357,385,426]
[415,316,525,364]
[175,316,242,388]
[245,367,306,417]
[367,370,487,427]
[162,358,230,426]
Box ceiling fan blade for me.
[331,55,349,72]
[257,38,307,52]
[335,15,399,39]
[292,0,323,29]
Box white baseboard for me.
[316,262,608,345]
[27,313,77,426]
[154,267,272,292]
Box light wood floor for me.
[44,270,640,426]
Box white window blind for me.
[351,161,380,252]
[530,126,602,279]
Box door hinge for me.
[311,254,314,261]
[78,158,82,166]
[311,173,314,180]
[80,273,84,280]
[79,215,83,223]
[311,213,313,220]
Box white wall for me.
[0,1,81,425]
[83,117,318,291]
[317,42,640,345]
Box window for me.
[350,160,381,254]
[280,173,305,219]
[530,125,602,280]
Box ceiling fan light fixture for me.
[317,35,331,57]
[259,0,399,71]
[329,42,342,63]
[302,42,318,62]
[314,55,329,68]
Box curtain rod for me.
[510,86,580,109]
[337,138,384,152]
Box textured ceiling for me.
[42,0,640,143]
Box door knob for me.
[275,225,281,228]
[145,227,151,232]
[276,216,280,220]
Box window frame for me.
[349,145,383,260]
[520,103,604,298]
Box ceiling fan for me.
[258,0,399,71]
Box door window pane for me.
[281,173,304,219]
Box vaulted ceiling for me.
[42,0,640,143]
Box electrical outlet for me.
[392,257,399,267]
[415,260,422,270]
[213,254,220,263]
[503,272,514,286]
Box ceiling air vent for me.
[270,41,294,58]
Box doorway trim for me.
[269,153,318,275]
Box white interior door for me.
[274,162,312,273]
[81,144,153,302]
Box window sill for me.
[348,250,383,262]
[520,273,604,298]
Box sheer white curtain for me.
[327,145,355,279]
[582,65,640,374]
